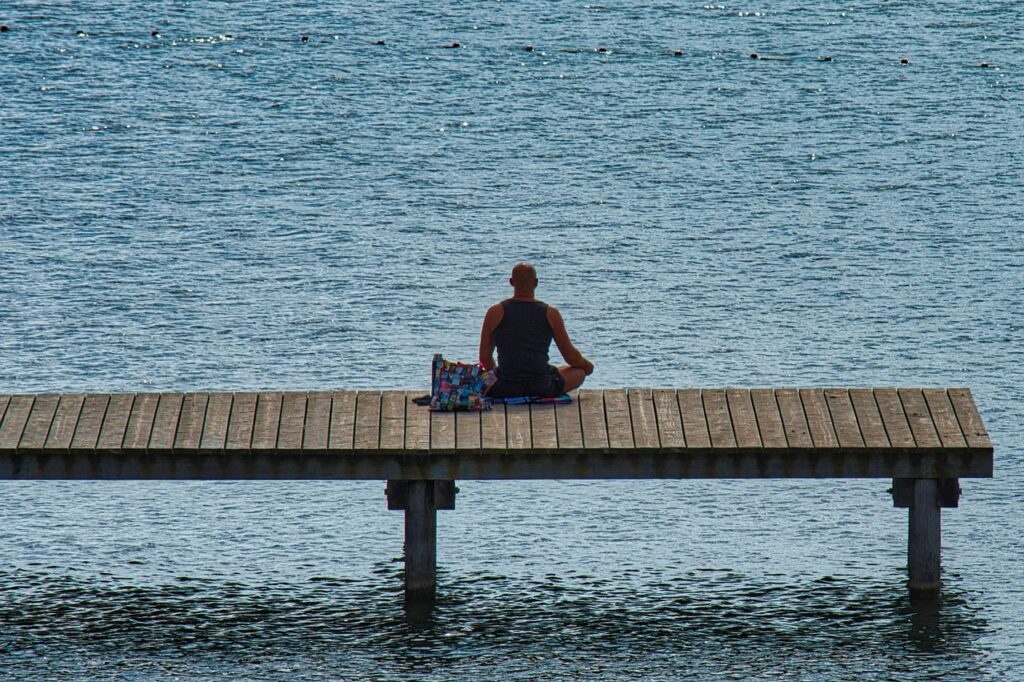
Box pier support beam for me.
[387,480,457,603]
[892,478,960,592]
[404,480,436,601]
[908,479,941,591]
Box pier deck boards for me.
[0,388,992,480]
[0,387,995,598]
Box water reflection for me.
[0,568,995,680]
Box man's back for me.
[493,299,553,380]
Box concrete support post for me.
[908,478,941,591]
[404,479,437,602]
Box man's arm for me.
[479,304,503,370]
[547,306,594,375]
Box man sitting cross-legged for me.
[479,262,594,399]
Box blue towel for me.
[490,393,573,405]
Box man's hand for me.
[548,306,594,375]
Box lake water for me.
[1,1,1022,679]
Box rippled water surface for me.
[1,1,1022,679]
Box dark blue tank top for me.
[494,299,553,380]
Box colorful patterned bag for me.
[430,354,498,411]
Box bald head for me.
[509,262,538,296]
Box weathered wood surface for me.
[0,389,993,480]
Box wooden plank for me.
[922,388,967,448]
[750,388,786,448]
[702,389,736,448]
[303,391,331,451]
[252,391,283,450]
[898,388,941,448]
[148,393,184,450]
[0,395,35,450]
[678,389,711,448]
[554,396,584,449]
[329,391,357,450]
[122,393,159,451]
[800,389,839,448]
[18,394,60,450]
[578,389,608,449]
[173,393,208,451]
[874,388,915,448]
[480,401,507,451]
[354,391,382,450]
[69,394,109,450]
[849,388,890,448]
[97,394,135,450]
[604,389,634,449]
[456,409,482,450]
[775,388,812,448]
[726,388,761,448]
[278,392,307,451]
[947,388,992,450]
[404,391,431,451]
[652,388,684,448]
[225,392,257,450]
[0,388,989,458]
[823,389,864,448]
[430,408,456,450]
[44,394,85,450]
[505,404,531,450]
[530,403,558,449]
[628,388,660,448]
[380,391,406,450]
[200,393,233,452]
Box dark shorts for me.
[488,365,565,398]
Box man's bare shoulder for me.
[483,302,505,328]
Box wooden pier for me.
[0,388,993,600]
